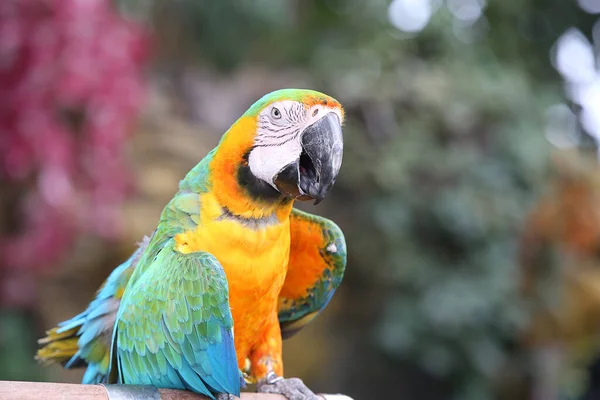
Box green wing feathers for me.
[116,239,240,399]
[278,209,347,338]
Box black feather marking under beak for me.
[273,112,343,204]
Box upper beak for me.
[273,112,343,203]
[298,112,344,204]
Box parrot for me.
[36,89,347,400]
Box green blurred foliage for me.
[0,312,44,381]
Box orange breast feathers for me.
[174,201,292,376]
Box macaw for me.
[37,89,347,400]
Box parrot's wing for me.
[116,238,240,399]
[278,208,347,339]
[36,236,149,384]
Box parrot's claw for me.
[216,394,236,400]
[258,372,320,400]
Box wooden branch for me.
[0,381,352,400]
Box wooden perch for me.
[0,381,352,400]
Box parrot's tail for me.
[36,326,81,365]
[36,311,114,384]
[36,305,116,384]
[35,236,149,384]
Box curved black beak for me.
[299,112,343,204]
[273,112,343,204]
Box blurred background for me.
[2,0,600,399]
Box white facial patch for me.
[248,141,302,188]
[248,100,343,189]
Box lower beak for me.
[273,112,343,204]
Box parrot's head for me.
[240,89,345,205]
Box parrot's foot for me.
[216,394,236,400]
[257,372,320,400]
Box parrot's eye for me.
[271,107,282,120]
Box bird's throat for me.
[209,117,294,222]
